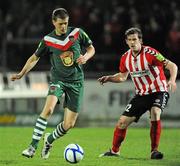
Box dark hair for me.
[125,27,143,40]
[52,8,69,20]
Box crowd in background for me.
[0,0,180,74]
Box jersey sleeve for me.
[34,39,49,57]
[145,47,166,66]
[79,28,93,48]
[119,55,127,73]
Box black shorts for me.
[122,92,169,122]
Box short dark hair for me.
[52,8,69,20]
[125,27,143,40]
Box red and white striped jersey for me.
[119,46,168,96]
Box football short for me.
[47,81,84,113]
[122,92,169,122]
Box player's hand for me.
[10,73,23,81]
[97,76,109,85]
[76,55,87,65]
[167,80,177,93]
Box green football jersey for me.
[35,27,92,82]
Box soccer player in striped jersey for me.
[10,8,95,159]
[98,27,177,159]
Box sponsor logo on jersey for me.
[130,69,150,77]
[144,48,156,55]
[155,99,160,103]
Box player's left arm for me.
[76,29,95,65]
[148,48,178,93]
[76,44,95,65]
[164,59,178,93]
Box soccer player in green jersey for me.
[10,8,95,159]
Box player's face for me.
[53,17,69,35]
[126,33,142,53]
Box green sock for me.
[47,122,67,144]
[30,116,47,149]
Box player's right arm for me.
[11,54,40,81]
[98,52,129,85]
[98,72,129,85]
[11,38,48,81]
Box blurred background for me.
[0,0,180,127]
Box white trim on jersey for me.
[125,50,139,94]
[137,50,149,95]
[125,46,167,95]
[44,28,79,46]
[131,54,143,95]
[143,51,155,95]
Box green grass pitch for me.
[0,127,180,166]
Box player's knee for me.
[151,107,161,120]
[120,122,127,129]
[117,120,127,129]
[41,107,54,118]
[151,107,161,116]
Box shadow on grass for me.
[120,156,148,161]
[0,160,18,165]
[120,156,180,166]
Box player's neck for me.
[55,29,64,36]
[132,46,142,57]
[132,51,139,57]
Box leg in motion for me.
[41,108,78,159]
[22,95,57,158]
[99,116,135,157]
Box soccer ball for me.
[64,144,84,164]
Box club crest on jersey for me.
[69,35,75,42]
[60,51,74,66]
